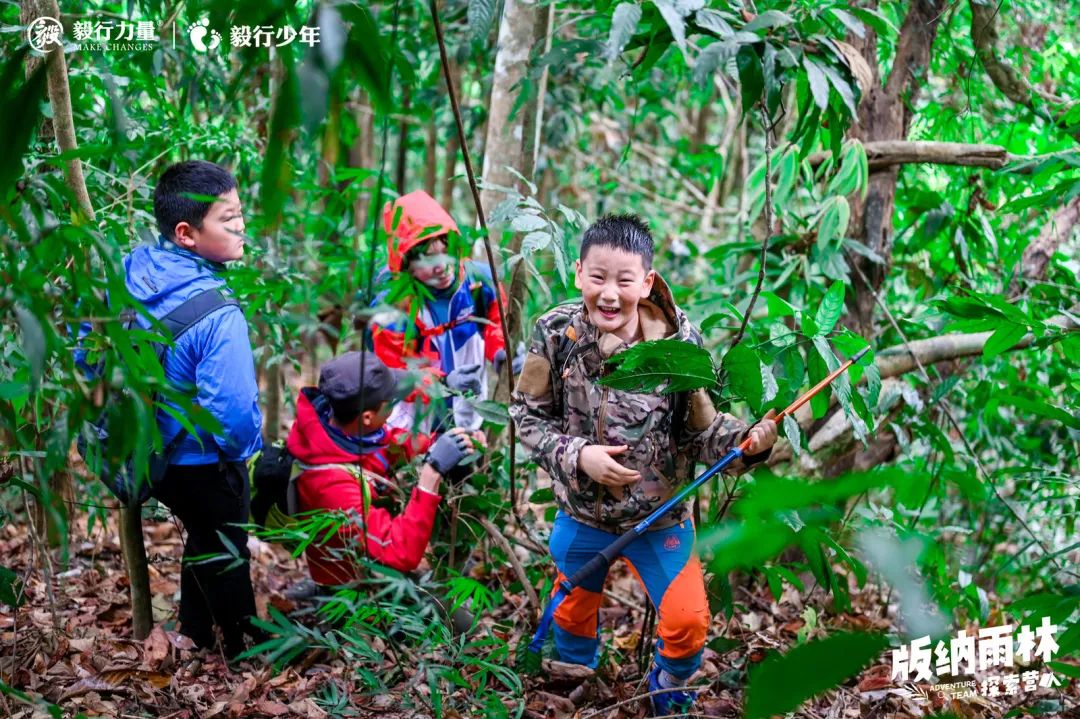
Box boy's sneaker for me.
[647,665,696,717]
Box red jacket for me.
[285,388,438,585]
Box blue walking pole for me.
[519,346,869,671]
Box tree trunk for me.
[119,505,152,639]
[424,122,438,196]
[478,0,547,214]
[480,0,552,403]
[846,0,945,339]
[262,355,282,441]
[395,83,411,195]
[441,59,461,212]
[350,97,376,245]
[22,0,95,222]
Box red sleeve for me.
[483,282,507,363]
[362,486,442,572]
[298,468,441,574]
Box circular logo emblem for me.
[27,16,64,53]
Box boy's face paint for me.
[407,236,456,289]
[574,246,655,342]
[173,188,247,263]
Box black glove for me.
[425,431,471,476]
[446,363,483,395]
[493,343,526,376]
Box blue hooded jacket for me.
[122,236,263,465]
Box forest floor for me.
[1,500,1075,719]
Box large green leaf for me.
[744,632,890,719]
[982,322,1027,359]
[0,566,24,608]
[803,57,829,111]
[606,3,643,61]
[0,50,47,200]
[816,196,850,251]
[721,342,763,410]
[599,339,717,394]
[736,45,764,113]
[814,282,846,336]
[468,0,498,42]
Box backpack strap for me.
[157,289,239,352]
[154,289,239,452]
[292,461,375,515]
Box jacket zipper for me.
[595,386,609,524]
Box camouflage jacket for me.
[510,272,769,533]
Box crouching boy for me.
[286,351,476,586]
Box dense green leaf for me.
[606,3,643,61]
[744,10,794,33]
[744,632,890,719]
[0,566,24,608]
[816,196,850,250]
[736,45,764,113]
[722,342,763,411]
[600,339,717,394]
[982,322,1027,359]
[814,282,846,336]
[468,0,498,41]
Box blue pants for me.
[548,511,709,679]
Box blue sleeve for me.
[194,306,264,462]
[73,319,98,379]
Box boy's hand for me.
[578,444,642,487]
[425,428,475,476]
[746,419,778,455]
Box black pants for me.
[155,461,258,654]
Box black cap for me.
[318,351,405,419]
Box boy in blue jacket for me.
[128,161,264,657]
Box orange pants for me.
[547,511,709,678]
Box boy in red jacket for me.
[286,351,476,585]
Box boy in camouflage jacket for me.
[510,215,777,716]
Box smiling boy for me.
[125,160,264,658]
[510,214,777,716]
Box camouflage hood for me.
[511,271,758,533]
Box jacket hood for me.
[383,190,460,272]
[124,236,227,312]
[286,388,386,465]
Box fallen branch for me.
[808,141,1025,171]
[478,517,540,613]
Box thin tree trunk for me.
[440,58,461,212]
[846,0,945,338]
[119,505,152,639]
[350,98,376,243]
[263,356,282,441]
[395,84,410,195]
[480,0,551,403]
[424,122,438,196]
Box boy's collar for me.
[156,234,228,273]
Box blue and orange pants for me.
[548,511,710,679]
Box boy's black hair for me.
[328,395,386,426]
[580,214,654,269]
[153,160,237,240]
